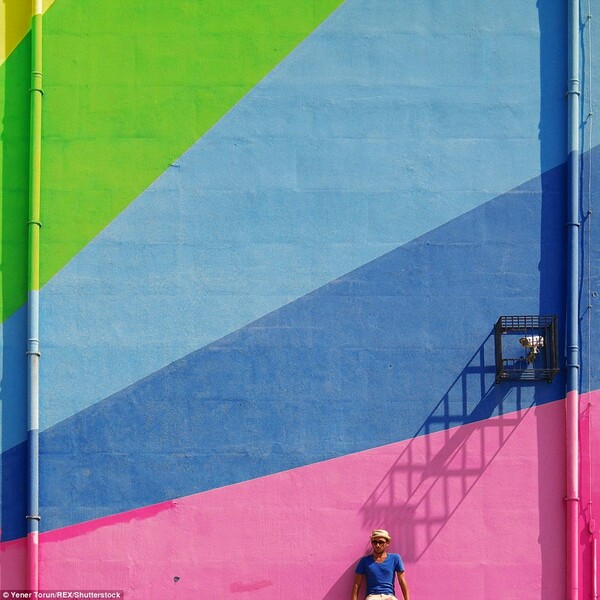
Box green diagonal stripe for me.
[0,0,345,321]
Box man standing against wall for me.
[351,529,410,600]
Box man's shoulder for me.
[355,554,374,572]
[388,553,405,571]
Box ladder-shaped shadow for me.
[359,336,530,561]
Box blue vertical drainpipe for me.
[566,0,581,599]
[27,0,43,592]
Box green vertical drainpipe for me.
[27,0,43,592]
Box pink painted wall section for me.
[3,396,599,599]
[0,537,26,590]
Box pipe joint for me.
[28,220,42,228]
[30,72,43,96]
[26,515,41,521]
[27,337,41,357]
[567,77,581,94]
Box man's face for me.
[371,538,389,555]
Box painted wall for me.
[1,1,599,598]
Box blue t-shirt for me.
[355,553,405,596]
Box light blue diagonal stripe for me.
[1,0,567,452]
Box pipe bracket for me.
[26,515,41,521]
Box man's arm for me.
[351,573,364,600]
[397,571,410,600]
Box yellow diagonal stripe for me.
[1,0,54,65]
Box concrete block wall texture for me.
[1,0,599,598]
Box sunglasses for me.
[372,540,388,546]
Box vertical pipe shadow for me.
[537,1,568,597]
[573,4,600,597]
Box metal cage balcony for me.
[494,315,560,383]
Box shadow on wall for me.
[328,2,570,592]
[320,336,543,599]
[357,334,528,562]
[325,3,570,597]
[322,562,360,600]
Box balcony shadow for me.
[320,335,541,599]
[357,333,529,562]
